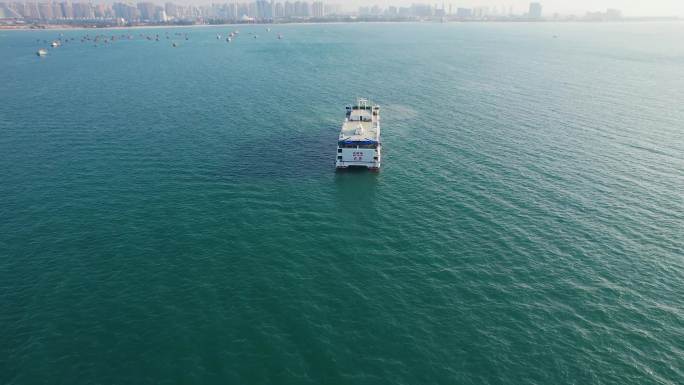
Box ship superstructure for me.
[336,98,381,171]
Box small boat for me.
[226,37,232,43]
[267,28,271,32]
[277,33,283,40]
[172,42,177,47]
[216,34,221,39]
[50,40,60,48]
[36,48,48,56]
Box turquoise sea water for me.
[1,22,683,384]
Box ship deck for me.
[338,109,380,143]
[339,121,378,141]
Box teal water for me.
[1,22,683,384]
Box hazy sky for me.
[158,0,684,17]
[348,1,684,16]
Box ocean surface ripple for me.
[1,22,683,384]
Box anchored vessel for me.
[336,98,381,171]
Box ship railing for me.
[338,140,378,149]
[354,97,373,110]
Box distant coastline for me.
[1,16,681,30]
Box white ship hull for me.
[336,99,381,171]
[335,147,381,170]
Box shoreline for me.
[1,17,681,31]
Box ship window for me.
[374,156,378,160]
[337,148,342,153]
[337,156,342,160]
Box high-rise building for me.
[72,2,94,19]
[293,1,310,17]
[528,2,542,18]
[283,1,293,17]
[94,4,110,18]
[38,2,53,19]
[51,3,64,19]
[61,2,74,19]
[236,2,248,18]
[113,2,139,21]
[411,4,432,17]
[274,2,283,17]
[398,7,411,17]
[165,2,177,18]
[247,1,257,17]
[311,1,323,18]
[456,8,472,18]
[137,2,156,21]
[23,2,42,19]
[473,6,489,18]
[324,3,339,16]
[1,3,23,18]
[255,0,272,20]
[155,7,167,21]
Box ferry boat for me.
[336,98,381,171]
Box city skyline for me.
[0,1,643,24]
[346,1,684,17]
[1,0,684,17]
[2,1,683,24]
